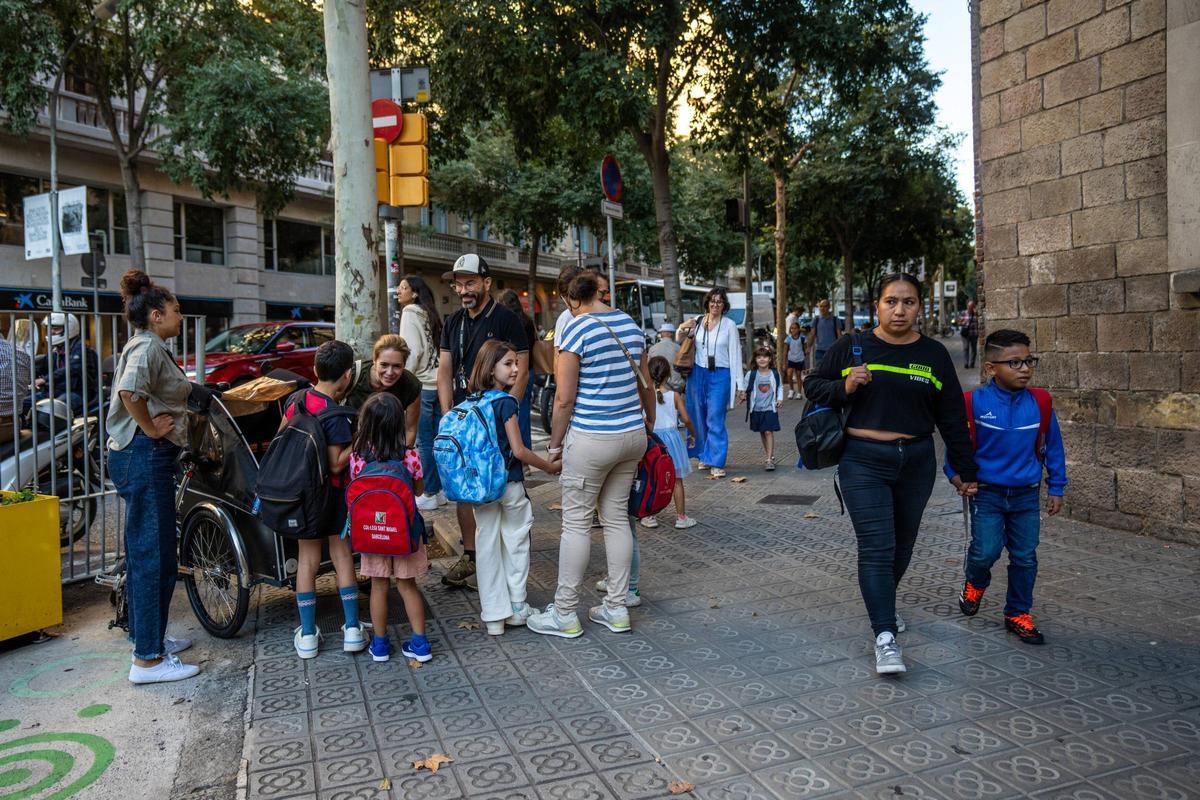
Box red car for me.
[181,322,336,387]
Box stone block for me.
[1117,468,1183,520]
[986,187,1031,225]
[1029,175,1082,217]
[1036,318,1058,352]
[1043,59,1102,107]
[1056,314,1097,350]
[1183,353,1200,392]
[1083,507,1145,531]
[1038,350,1079,387]
[1095,425,1158,467]
[1022,103,1082,148]
[1069,277,1126,311]
[1020,283,1070,316]
[1079,351,1129,387]
[1124,273,1169,311]
[1048,0,1104,33]
[1079,88,1124,132]
[1152,311,1200,350]
[1059,419,1096,462]
[1071,200,1140,245]
[1159,430,1200,476]
[982,144,1061,192]
[1124,155,1165,197]
[1123,73,1166,119]
[1078,7,1131,58]
[1130,0,1167,36]
[1186,477,1200,525]
[1096,312,1151,350]
[982,0,1025,27]
[1000,80,1044,121]
[1102,114,1166,164]
[1030,253,1057,284]
[1019,214,1074,254]
[1100,32,1166,88]
[984,223,1020,259]
[986,256,1031,288]
[1116,236,1167,275]
[1081,165,1126,206]
[1139,194,1166,236]
[981,93,1001,130]
[1006,6,1048,50]
[982,23,1006,63]
[982,51,1026,96]
[987,287,1020,318]
[1116,390,1200,429]
[1129,351,1180,389]
[1026,31,1078,79]
[982,121,1023,160]
[1056,244,1118,281]
[1068,463,1117,509]
[1061,133,1105,174]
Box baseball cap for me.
[443,253,490,280]
[659,322,676,334]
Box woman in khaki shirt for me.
[107,270,200,685]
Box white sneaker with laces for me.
[342,623,370,653]
[164,635,192,655]
[129,654,201,685]
[640,516,659,528]
[588,604,632,633]
[593,578,642,607]
[507,602,535,626]
[416,493,439,512]
[294,626,321,659]
[874,632,906,674]
[674,516,698,529]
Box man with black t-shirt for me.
[437,254,530,587]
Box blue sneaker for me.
[369,635,392,663]
[401,636,432,662]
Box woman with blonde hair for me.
[343,333,421,446]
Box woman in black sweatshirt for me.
[804,273,978,675]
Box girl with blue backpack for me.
[466,339,561,635]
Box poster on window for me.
[58,185,89,255]
[23,192,52,260]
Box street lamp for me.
[48,0,119,313]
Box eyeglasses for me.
[988,356,1039,370]
[453,279,482,293]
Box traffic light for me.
[388,112,428,207]
[374,138,389,205]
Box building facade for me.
[973,0,1199,542]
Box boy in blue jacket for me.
[946,329,1067,645]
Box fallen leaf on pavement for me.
[548,503,563,511]
[413,754,453,773]
[655,757,663,764]
[379,778,392,790]
[457,621,480,630]
[803,512,819,519]
[730,476,747,483]
[708,598,720,609]
[668,780,695,794]
[408,659,424,669]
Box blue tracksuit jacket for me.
[944,381,1068,497]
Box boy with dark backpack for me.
[257,340,365,659]
[945,329,1067,645]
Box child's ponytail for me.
[648,355,671,406]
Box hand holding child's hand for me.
[1046,495,1062,516]
[736,390,746,405]
[545,460,562,476]
[686,433,696,447]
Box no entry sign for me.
[371,98,404,143]
[600,154,623,202]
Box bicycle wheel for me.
[180,507,251,638]
[539,384,554,434]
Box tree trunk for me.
[324,0,380,358]
[773,169,787,364]
[527,233,539,323]
[842,249,854,334]
[635,132,683,324]
[117,157,146,271]
[742,167,754,362]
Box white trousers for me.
[473,481,535,622]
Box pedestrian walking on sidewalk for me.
[108,270,200,684]
[641,356,696,529]
[784,322,806,400]
[738,346,784,471]
[804,273,977,675]
[436,255,530,589]
[677,287,744,478]
[529,269,655,639]
[949,329,1067,645]
[961,299,979,368]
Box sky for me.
[910,0,975,204]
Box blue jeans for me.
[686,365,730,468]
[108,432,181,660]
[417,388,442,496]
[518,379,533,449]
[838,436,936,636]
[965,485,1040,616]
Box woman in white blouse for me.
[677,287,744,478]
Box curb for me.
[429,512,463,558]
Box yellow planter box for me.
[0,492,63,640]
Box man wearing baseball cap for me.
[436,253,530,588]
[648,320,684,392]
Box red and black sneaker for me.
[958,581,985,616]
[1004,613,1045,645]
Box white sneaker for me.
[674,516,698,529]
[788,390,796,399]
[588,604,632,633]
[416,493,439,512]
[507,602,536,626]
[875,632,906,674]
[710,467,726,478]
[294,626,321,659]
[527,603,584,638]
[437,491,447,506]
[129,654,201,685]
[342,623,370,653]
[164,635,192,655]
[594,578,642,607]
[486,621,505,636]
[640,516,659,528]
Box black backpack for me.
[795,334,861,470]
[255,391,356,539]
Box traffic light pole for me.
[383,215,401,334]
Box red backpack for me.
[628,434,677,519]
[964,387,1052,460]
[344,459,426,556]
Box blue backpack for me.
[433,389,510,504]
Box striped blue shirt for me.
[559,310,646,434]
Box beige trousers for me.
[473,481,535,622]
[554,427,645,614]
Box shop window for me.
[263,218,333,276]
[173,201,225,265]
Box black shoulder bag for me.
[794,333,862,471]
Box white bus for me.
[613,279,711,339]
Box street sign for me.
[600,155,623,202]
[601,199,623,220]
[371,98,404,143]
[943,280,958,297]
[370,67,431,104]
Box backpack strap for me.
[1029,387,1052,460]
[963,389,976,448]
[850,333,863,367]
[584,314,649,390]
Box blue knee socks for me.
[297,591,317,636]
[339,586,361,629]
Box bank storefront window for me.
[173,201,226,265]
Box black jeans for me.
[838,435,936,636]
[963,335,978,367]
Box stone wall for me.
[975,0,1200,543]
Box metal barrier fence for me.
[2,310,206,583]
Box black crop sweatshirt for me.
[803,331,978,482]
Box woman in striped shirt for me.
[528,269,655,639]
